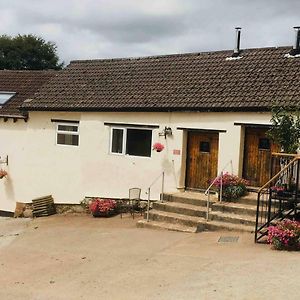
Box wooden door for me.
[186,131,219,190]
[243,127,280,187]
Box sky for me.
[1,0,300,65]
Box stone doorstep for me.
[212,202,257,216]
[163,191,260,206]
[147,210,201,228]
[153,202,208,218]
[201,220,254,233]
[210,211,256,227]
[136,220,198,233]
[146,209,255,232]
[140,191,259,233]
[163,192,217,207]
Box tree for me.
[267,106,300,153]
[0,34,63,70]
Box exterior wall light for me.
[159,126,173,139]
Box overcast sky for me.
[1,0,300,64]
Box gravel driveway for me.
[0,214,299,300]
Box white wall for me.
[0,111,271,211]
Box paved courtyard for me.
[0,214,299,300]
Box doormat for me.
[218,236,239,243]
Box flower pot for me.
[92,210,116,218]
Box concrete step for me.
[147,210,202,228]
[200,219,255,233]
[236,192,259,206]
[163,192,217,207]
[212,202,257,217]
[153,202,208,218]
[136,219,197,233]
[210,211,256,227]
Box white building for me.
[0,45,299,214]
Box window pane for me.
[111,129,123,153]
[57,124,78,132]
[57,134,79,146]
[126,129,152,157]
[0,93,15,104]
[259,138,270,150]
[200,141,210,153]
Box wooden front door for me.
[243,127,280,187]
[186,131,219,190]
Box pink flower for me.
[153,142,164,152]
[267,220,300,250]
[89,198,117,214]
[0,169,7,178]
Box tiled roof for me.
[0,70,56,118]
[23,47,300,112]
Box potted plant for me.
[152,142,164,152]
[89,198,117,217]
[270,185,286,196]
[212,173,248,201]
[267,220,300,251]
[0,169,7,179]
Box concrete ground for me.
[0,214,299,300]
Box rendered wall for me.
[0,111,271,211]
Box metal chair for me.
[129,188,142,219]
[119,188,142,219]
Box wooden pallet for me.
[32,195,56,217]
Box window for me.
[56,123,79,146]
[111,128,124,154]
[200,141,210,153]
[258,138,270,150]
[110,127,152,157]
[0,92,16,106]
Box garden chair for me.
[119,188,142,219]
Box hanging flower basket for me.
[0,169,7,179]
[153,142,164,152]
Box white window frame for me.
[56,122,80,147]
[110,127,126,155]
[0,91,16,107]
[110,126,152,158]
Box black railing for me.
[255,154,300,243]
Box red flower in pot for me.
[89,198,117,217]
[153,142,164,152]
[0,169,7,179]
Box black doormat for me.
[218,236,239,243]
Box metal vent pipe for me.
[233,27,242,55]
[293,26,300,51]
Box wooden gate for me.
[243,127,280,187]
[185,131,219,190]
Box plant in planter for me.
[0,169,7,179]
[152,142,164,152]
[213,173,248,201]
[267,220,300,251]
[271,179,297,197]
[89,198,117,217]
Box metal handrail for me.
[255,155,300,242]
[204,160,233,221]
[146,171,165,222]
[204,160,233,196]
[258,156,299,192]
